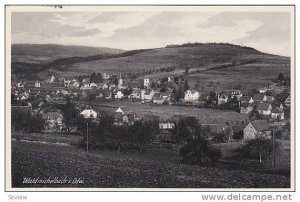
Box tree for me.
[11,110,45,133]
[278,73,285,81]
[185,67,190,75]
[174,116,201,144]
[128,119,158,152]
[90,72,96,83]
[60,96,78,134]
[249,105,260,120]
[173,86,184,102]
[184,80,190,91]
[237,137,279,161]
[179,136,221,166]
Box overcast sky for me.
[11,11,291,56]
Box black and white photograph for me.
[5,5,295,191]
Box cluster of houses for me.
[239,92,289,122]
[11,72,291,142]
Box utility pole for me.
[271,128,276,168]
[86,122,89,153]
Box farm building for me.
[243,121,271,140]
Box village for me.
[11,69,291,147]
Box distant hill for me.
[11,43,290,82]
[12,44,124,63]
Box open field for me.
[78,100,248,130]
[11,139,290,188]
[186,63,290,92]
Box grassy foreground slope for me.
[12,140,290,188]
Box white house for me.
[243,121,271,140]
[102,72,110,79]
[144,78,150,89]
[217,94,229,105]
[184,89,200,102]
[89,83,98,88]
[259,87,268,94]
[116,106,124,114]
[49,75,56,83]
[80,107,98,119]
[35,81,41,88]
[69,80,80,88]
[141,89,155,101]
[285,94,291,107]
[114,90,124,99]
[16,82,25,88]
[159,122,175,130]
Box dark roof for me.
[272,107,284,113]
[256,102,272,111]
[250,120,269,132]
[266,96,275,103]
[253,94,266,101]
[240,103,252,108]
[240,96,252,102]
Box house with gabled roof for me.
[114,107,137,125]
[252,94,267,102]
[114,90,124,99]
[184,89,200,102]
[240,96,254,104]
[243,120,271,140]
[42,111,65,132]
[35,81,41,88]
[141,89,155,101]
[240,103,253,114]
[266,96,275,103]
[271,107,285,120]
[80,106,98,119]
[256,102,272,116]
[285,94,291,107]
